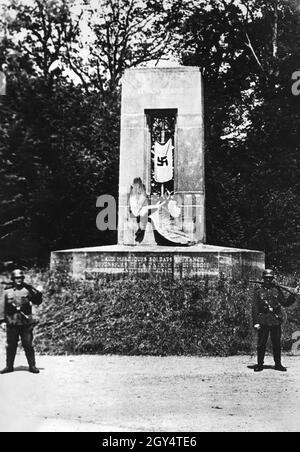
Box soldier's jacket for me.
[0,284,42,326]
[252,285,296,327]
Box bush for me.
[33,273,300,356]
[2,269,299,356]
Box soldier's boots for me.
[25,348,39,374]
[0,367,14,374]
[256,349,265,373]
[1,348,16,374]
[274,364,287,372]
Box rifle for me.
[0,280,12,287]
[24,284,43,305]
[249,280,299,296]
[10,303,30,321]
[1,281,42,304]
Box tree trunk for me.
[272,0,278,58]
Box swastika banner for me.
[153,139,174,183]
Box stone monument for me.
[51,67,265,280]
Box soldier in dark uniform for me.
[0,269,43,374]
[252,269,296,372]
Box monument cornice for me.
[124,66,202,73]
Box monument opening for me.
[145,109,177,197]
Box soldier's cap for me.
[263,269,275,279]
[11,269,25,280]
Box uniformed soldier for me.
[252,269,296,372]
[0,269,43,374]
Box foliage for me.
[0,78,120,262]
[67,0,178,93]
[32,273,300,356]
[177,0,300,270]
[0,0,299,270]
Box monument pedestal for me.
[51,245,265,281]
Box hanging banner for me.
[153,138,174,183]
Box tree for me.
[6,0,79,83]
[0,0,185,264]
[178,0,300,269]
[1,0,299,270]
[62,0,177,93]
[0,0,120,262]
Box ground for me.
[0,343,300,432]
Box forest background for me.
[0,0,300,272]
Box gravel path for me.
[0,348,300,432]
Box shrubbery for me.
[34,273,300,356]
